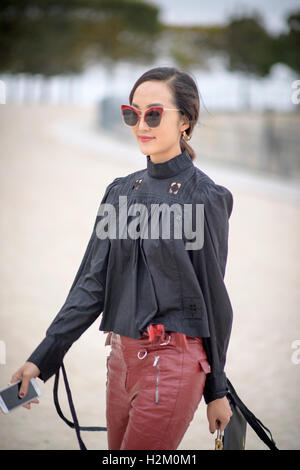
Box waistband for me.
[104,324,203,352]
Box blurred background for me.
[0,0,299,451]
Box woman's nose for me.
[138,114,150,132]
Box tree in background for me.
[220,13,278,110]
[159,10,299,110]
[276,10,300,74]
[0,0,162,101]
[0,2,299,106]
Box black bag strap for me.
[53,364,279,451]
[226,378,279,450]
[53,363,107,450]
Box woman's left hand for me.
[207,396,233,433]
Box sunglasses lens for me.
[122,106,162,127]
[145,109,161,127]
[123,108,138,126]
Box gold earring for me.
[182,130,191,141]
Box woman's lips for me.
[139,136,155,142]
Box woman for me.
[11,66,233,450]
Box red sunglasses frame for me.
[121,104,180,128]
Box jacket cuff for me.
[203,370,229,404]
[27,335,70,382]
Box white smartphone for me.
[0,378,41,414]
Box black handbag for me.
[214,378,278,450]
[215,390,247,450]
[54,363,279,451]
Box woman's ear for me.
[182,122,190,134]
[180,114,190,133]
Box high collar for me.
[146,149,194,179]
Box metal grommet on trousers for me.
[104,327,211,450]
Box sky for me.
[148,0,300,34]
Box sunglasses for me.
[121,104,181,128]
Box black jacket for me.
[27,148,234,404]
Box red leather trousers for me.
[104,325,211,450]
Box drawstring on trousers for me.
[147,324,189,351]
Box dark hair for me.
[128,66,200,161]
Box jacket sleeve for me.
[189,181,234,404]
[27,177,122,382]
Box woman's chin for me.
[139,143,157,154]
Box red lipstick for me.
[139,136,155,142]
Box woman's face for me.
[130,80,189,163]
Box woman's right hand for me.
[10,362,41,410]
